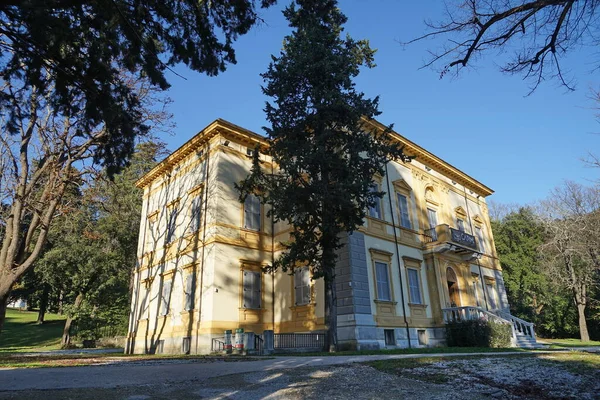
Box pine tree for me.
[238,0,406,351]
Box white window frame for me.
[294,267,311,306]
[184,273,194,311]
[166,207,178,243]
[397,193,412,229]
[486,280,497,310]
[242,270,261,309]
[475,226,487,254]
[375,261,391,301]
[160,280,171,316]
[190,192,203,233]
[407,268,422,304]
[244,194,261,231]
[368,183,383,220]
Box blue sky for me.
[163,1,599,205]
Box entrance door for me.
[446,267,461,307]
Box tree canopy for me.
[0,0,275,172]
[238,0,405,351]
[412,0,599,92]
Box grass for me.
[0,353,268,369]
[292,346,526,357]
[539,338,600,348]
[0,308,66,352]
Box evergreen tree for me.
[492,207,579,338]
[238,0,405,351]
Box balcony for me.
[423,224,479,256]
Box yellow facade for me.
[126,118,508,354]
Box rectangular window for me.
[368,184,382,219]
[407,268,422,304]
[182,337,191,355]
[375,261,391,301]
[294,267,311,306]
[243,271,261,309]
[190,193,202,233]
[160,280,171,316]
[397,193,411,229]
[184,273,195,311]
[427,208,437,228]
[156,340,165,354]
[166,208,178,243]
[486,281,497,309]
[472,277,482,308]
[476,227,486,254]
[384,329,395,346]
[427,208,438,240]
[244,195,261,231]
[418,329,427,346]
[457,218,465,232]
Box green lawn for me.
[0,308,66,352]
[538,338,600,348]
[291,346,526,357]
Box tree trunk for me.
[58,290,64,315]
[61,293,83,347]
[36,285,49,324]
[324,271,337,352]
[0,293,9,334]
[576,303,590,342]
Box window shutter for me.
[408,269,421,304]
[185,274,194,310]
[243,271,251,308]
[397,194,411,229]
[294,270,302,305]
[253,272,261,309]
[302,269,310,305]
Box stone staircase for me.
[442,306,540,348]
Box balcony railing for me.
[423,224,478,252]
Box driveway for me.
[0,351,545,392]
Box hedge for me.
[446,319,513,348]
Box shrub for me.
[446,319,512,348]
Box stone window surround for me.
[369,248,396,304]
[393,179,414,230]
[402,256,427,308]
[368,174,385,221]
[239,260,264,311]
[241,194,264,232]
[291,266,314,307]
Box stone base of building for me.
[127,332,226,355]
[337,323,447,350]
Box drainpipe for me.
[463,186,488,310]
[271,154,275,332]
[384,162,411,348]
[195,141,211,354]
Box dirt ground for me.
[1,354,598,400]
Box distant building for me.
[126,118,535,354]
[8,298,27,309]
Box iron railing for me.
[211,337,225,352]
[254,334,264,355]
[274,332,327,350]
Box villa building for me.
[126,118,535,355]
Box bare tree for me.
[409,0,599,92]
[488,199,521,221]
[0,73,172,332]
[537,181,600,341]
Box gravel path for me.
[0,351,598,399]
[0,351,537,391]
